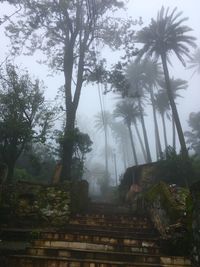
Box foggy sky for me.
[0,0,199,174]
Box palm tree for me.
[142,59,163,159]
[136,6,196,157]
[111,121,132,170]
[94,111,112,181]
[113,99,147,165]
[126,62,152,162]
[154,90,170,150]
[158,78,188,150]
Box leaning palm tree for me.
[158,78,188,150]
[113,99,138,165]
[136,6,196,157]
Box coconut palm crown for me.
[136,6,196,65]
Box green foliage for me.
[56,127,93,179]
[4,0,137,180]
[157,147,193,186]
[14,168,34,182]
[145,182,186,221]
[35,186,70,226]
[15,142,57,183]
[0,64,54,182]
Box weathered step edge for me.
[9,255,192,267]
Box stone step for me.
[27,246,161,263]
[40,232,160,254]
[62,224,158,238]
[69,219,152,229]
[71,214,150,222]
[87,203,131,214]
[9,255,192,267]
[33,239,160,254]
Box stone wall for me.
[190,181,200,266]
[119,162,158,202]
[0,180,89,227]
[130,182,191,256]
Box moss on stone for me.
[144,182,187,222]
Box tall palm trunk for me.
[121,142,127,170]
[138,97,152,162]
[149,87,162,158]
[172,116,176,150]
[133,122,147,163]
[127,123,138,165]
[161,53,187,157]
[161,113,168,150]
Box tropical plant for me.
[136,6,196,158]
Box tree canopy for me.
[3,0,136,180]
[0,64,54,181]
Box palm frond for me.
[136,6,196,65]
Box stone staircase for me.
[7,202,191,267]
